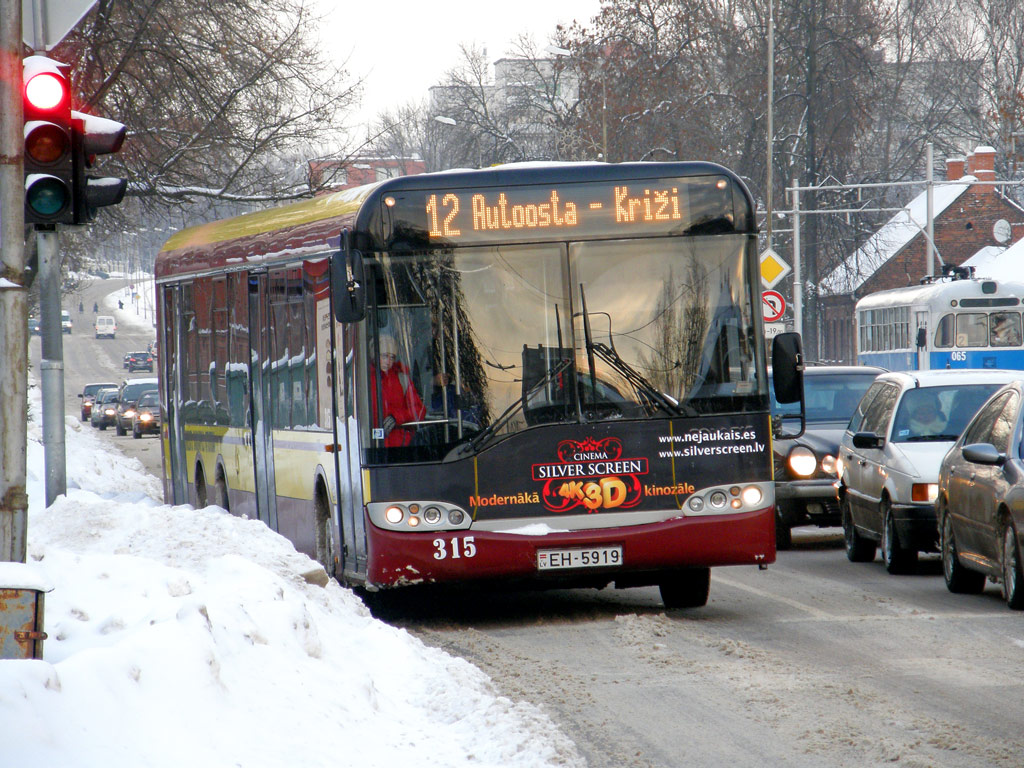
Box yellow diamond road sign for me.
[760,248,791,289]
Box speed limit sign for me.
[762,290,786,322]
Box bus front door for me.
[247,273,279,531]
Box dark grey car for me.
[771,365,884,549]
[936,380,1024,609]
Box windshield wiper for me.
[903,433,960,442]
[447,356,574,461]
[590,341,691,417]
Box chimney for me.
[969,145,997,194]
[946,156,965,181]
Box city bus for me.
[856,266,1024,371]
[154,161,803,609]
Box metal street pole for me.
[0,0,29,562]
[38,229,67,505]
[791,178,802,337]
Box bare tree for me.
[55,0,360,213]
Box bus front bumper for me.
[364,506,776,589]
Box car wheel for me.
[942,511,985,594]
[842,495,876,563]
[881,500,917,574]
[1002,523,1024,610]
[99,424,106,431]
[775,509,793,551]
[659,568,711,609]
[116,422,126,437]
[133,426,141,439]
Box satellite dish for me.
[994,219,1011,243]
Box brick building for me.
[307,155,426,193]
[819,147,1024,363]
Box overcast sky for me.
[325,0,602,130]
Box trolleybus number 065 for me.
[537,545,623,570]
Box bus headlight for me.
[741,485,763,506]
[423,506,442,524]
[787,446,817,477]
[368,501,471,531]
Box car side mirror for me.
[962,442,1004,466]
[852,431,884,449]
[916,327,927,349]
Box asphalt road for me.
[378,531,1024,768]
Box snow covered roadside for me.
[0,390,583,767]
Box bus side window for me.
[934,313,954,348]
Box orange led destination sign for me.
[406,176,733,244]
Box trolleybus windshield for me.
[361,234,764,465]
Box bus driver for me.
[371,333,425,447]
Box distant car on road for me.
[60,310,72,334]
[90,389,119,430]
[94,315,116,339]
[770,364,885,549]
[132,390,161,438]
[79,381,119,421]
[937,380,1024,609]
[838,369,1020,573]
[28,316,40,335]
[126,350,154,372]
[115,377,158,436]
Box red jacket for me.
[371,361,425,447]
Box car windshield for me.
[83,383,116,396]
[891,383,1005,442]
[138,392,159,406]
[770,372,878,423]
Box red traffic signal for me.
[23,56,73,225]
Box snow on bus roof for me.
[821,176,974,296]
[854,274,1024,309]
[158,180,387,254]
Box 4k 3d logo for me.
[531,437,647,513]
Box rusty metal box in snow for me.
[0,563,52,660]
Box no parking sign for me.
[762,290,786,323]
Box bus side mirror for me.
[331,246,366,323]
[916,327,927,349]
[771,331,805,439]
[771,332,803,404]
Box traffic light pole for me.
[0,0,29,563]
[37,229,67,505]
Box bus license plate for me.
[537,545,623,570]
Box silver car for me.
[837,369,1021,574]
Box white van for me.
[94,315,117,339]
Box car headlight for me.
[787,446,817,477]
[821,454,837,475]
[139,412,153,422]
[123,409,135,418]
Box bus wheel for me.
[659,568,710,609]
[314,485,335,579]
[195,465,208,508]
[214,467,230,513]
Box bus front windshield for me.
[360,236,764,463]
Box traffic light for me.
[71,111,127,224]
[23,55,74,226]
